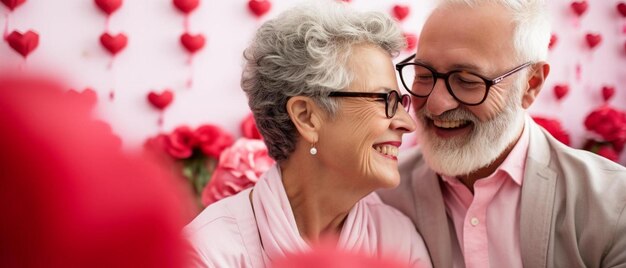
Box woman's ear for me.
[521,62,550,109]
[286,96,323,144]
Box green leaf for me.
[182,165,194,181]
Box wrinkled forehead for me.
[417,3,517,73]
[346,44,399,92]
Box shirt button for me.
[470,217,479,226]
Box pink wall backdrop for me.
[1,0,625,161]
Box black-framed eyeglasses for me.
[328,90,411,119]
[395,53,532,105]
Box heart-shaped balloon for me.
[585,33,602,49]
[173,0,199,14]
[147,90,174,110]
[248,0,271,17]
[6,30,39,58]
[94,0,122,15]
[570,1,588,17]
[548,34,558,50]
[404,32,417,51]
[100,32,127,55]
[554,84,569,100]
[1,0,26,11]
[392,4,410,21]
[602,86,615,102]
[617,2,626,17]
[180,33,205,53]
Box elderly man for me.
[378,0,626,267]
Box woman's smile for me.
[372,141,401,160]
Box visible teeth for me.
[433,119,467,128]
[373,145,398,157]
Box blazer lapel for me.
[520,120,557,268]
[412,163,453,268]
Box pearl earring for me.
[310,144,317,155]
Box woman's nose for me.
[391,104,417,133]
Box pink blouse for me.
[185,164,432,268]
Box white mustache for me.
[418,108,478,124]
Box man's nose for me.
[425,78,459,116]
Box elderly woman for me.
[185,1,432,267]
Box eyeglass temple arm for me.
[492,62,533,84]
[397,53,416,64]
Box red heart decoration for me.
[554,84,569,100]
[180,33,205,53]
[94,0,122,15]
[1,0,26,11]
[147,90,174,110]
[173,0,198,14]
[404,32,417,51]
[67,88,98,108]
[617,2,626,17]
[602,86,616,102]
[100,32,127,55]
[548,34,558,50]
[570,1,587,17]
[585,33,602,49]
[6,30,39,58]
[392,4,410,21]
[248,0,271,17]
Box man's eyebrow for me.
[414,59,482,73]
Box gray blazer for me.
[378,119,626,268]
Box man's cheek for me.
[412,97,427,111]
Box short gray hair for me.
[437,0,551,63]
[241,1,405,161]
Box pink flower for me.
[166,126,196,159]
[195,124,234,159]
[533,116,571,146]
[201,138,274,206]
[241,113,262,140]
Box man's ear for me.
[286,96,323,144]
[521,62,550,109]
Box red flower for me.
[166,126,196,159]
[597,145,619,162]
[241,113,262,140]
[584,105,626,152]
[532,116,571,146]
[195,124,234,159]
[201,138,274,206]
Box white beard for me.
[416,94,525,177]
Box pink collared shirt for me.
[440,119,530,268]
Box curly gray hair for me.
[241,1,405,161]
